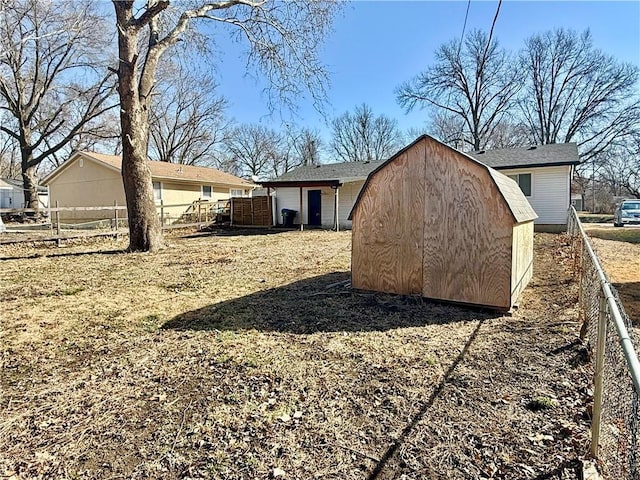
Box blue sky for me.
[213,1,640,141]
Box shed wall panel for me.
[421,141,513,309]
[510,221,534,306]
[352,145,425,295]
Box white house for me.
[263,141,580,232]
[260,161,384,230]
[469,143,580,231]
[0,178,49,209]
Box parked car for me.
[613,199,640,227]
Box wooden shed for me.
[348,135,537,311]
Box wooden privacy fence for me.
[231,196,272,226]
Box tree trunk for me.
[21,164,39,210]
[115,4,163,252]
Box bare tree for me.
[0,132,20,179]
[598,138,640,199]
[397,30,521,152]
[223,124,283,178]
[282,127,322,169]
[112,0,340,252]
[519,29,640,163]
[0,0,117,209]
[44,110,122,168]
[331,103,402,162]
[149,64,229,166]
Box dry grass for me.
[584,226,640,245]
[1,230,591,479]
[587,235,640,327]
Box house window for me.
[508,173,532,197]
[201,185,212,199]
[153,181,162,202]
[230,189,244,197]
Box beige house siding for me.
[156,183,240,223]
[47,155,252,223]
[48,157,125,221]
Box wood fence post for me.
[55,200,61,246]
[590,291,608,458]
[114,200,119,240]
[198,202,201,224]
[55,200,61,235]
[160,200,164,229]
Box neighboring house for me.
[260,161,384,230]
[42,151,254,222]
[263,142,579,231]
[571,193,584,212]
[468,143,580,230]
[0,178,49,209]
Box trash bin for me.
[281,208,297,227]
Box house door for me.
[308,190,322,226]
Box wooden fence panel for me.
[231,197,272,226]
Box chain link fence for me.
[567,207,639,479]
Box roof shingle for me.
[266,142,579,185]
[268,160,385,183]
[469,143,580,169]
[82,152,253,186]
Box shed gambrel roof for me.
[469,143,580,169]
[348,135,537,224]
[42,151,254,188]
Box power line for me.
[485,0,503,57]
[457,0,472,58]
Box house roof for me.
[43,152,254,188]
[348,135,537,224]
[262,142,579,188]
[469,143,580,169]
[261,160,385,187]
[0,177,47,193]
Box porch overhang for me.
[260,180,343,188]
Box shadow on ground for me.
[162,272,498,334]
[179,226,296,239]
[612,281,640,326]
[0,249,126,261]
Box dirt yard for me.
[583,225,640,327]
[1,230,592,479]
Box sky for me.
[210,1,640,144]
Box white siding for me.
[498,165,570,225]
[272,180,365,228]
[337,181,363,229]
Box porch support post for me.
[299,186,303,231]
[267,187,273,226]
[334,186,339,232]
